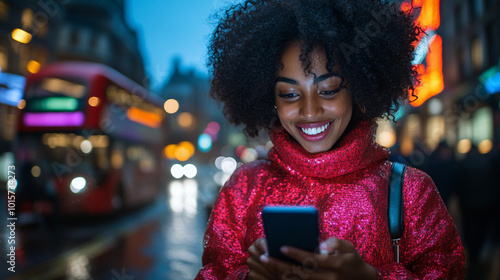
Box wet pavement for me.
[0,178,214,280]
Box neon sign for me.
[126,107,162,128]
[0,72,25,107]
[28,97,79,112]
[403,0,444,107]
[23,112,84,127]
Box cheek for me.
[276,104,299,122]
[341,101,353,118]
[334,95,353,118]
[325,99,352,118]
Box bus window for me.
[28,77,86,98]
[41,133,111,185]
[125,145,155,173]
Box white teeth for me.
[301,123,330,135]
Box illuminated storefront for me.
[391,0,500,163]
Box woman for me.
[196,0,465,279]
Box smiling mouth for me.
[299,122,330,136]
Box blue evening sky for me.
[126,0,234,91]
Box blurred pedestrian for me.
[196,0,465,279]
[425,141,458,206]
[456,144,498,279]
[16,149,62,230]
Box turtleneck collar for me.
[268,120,390,179]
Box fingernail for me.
[320,249,328,255]
[260,254,269,263]
[280,246,289,254]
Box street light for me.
[27,60,40,73]
[164,99,179,114]
[11,28,32,44]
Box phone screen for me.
[262,206,319,264]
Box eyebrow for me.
[275,72,340,85]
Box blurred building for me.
[0,0,147,163]
[159,58,232,163]
[55,0,147,86]
[439,0,500,155]
[0,0,146,83]
[391,0,500,167]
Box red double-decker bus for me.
[15,61,168,216]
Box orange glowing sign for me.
[127,107,162,128]
[404,0,443,107]
[412,35,443,106]
[415,0,440,30]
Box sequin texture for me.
[196,121,466,279]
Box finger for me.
[247,256,275,279]
[278,241,341,271]
[249,244,263,262]
[319,237,355,255]
[280,246,316,263]
[248,269,273,280]
[260,255,299,278]
[331,239,355,254]
[319,237,340,255]
[278,246,335,274]
[263,255,336,280]
[255,238,268,253]
[314,248,360,270]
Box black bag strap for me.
[388,162,406,263]
[388,161,406,239]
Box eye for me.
[277,92,299,99]
[319,88,341,97]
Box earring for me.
[357,102,366,114]
[274,105,277,109]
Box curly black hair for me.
[208,0,421,137]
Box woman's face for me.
[275,42,353,154]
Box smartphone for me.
[262,205,319,264]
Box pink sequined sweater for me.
[196,121,466,279]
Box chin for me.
[302,144,332,154]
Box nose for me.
[299,92,323,119]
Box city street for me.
[0,177,215,280]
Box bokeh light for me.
[221,157,237,173]
[198,133,212,152]
[179,141,195,157]
[27,60,40,73]
[241,148,258,163]
[457,139,472,154]
[164,99,179,114]
[88,97,100,107]
[215,156,225,170]
[11,28,32,44]
[17,99,26,110]
[174,146,191,162]
[31,165,41,177]
[184,164,198,178]
[80,140,93,154]
[70,177,86,193]
[170,164,184,179]
[204,121,220,140]
[164,144,177,160]
[178,112,194,128]
[478,139,493,154]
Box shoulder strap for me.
[388,162,406,263]
[388,162,406,240]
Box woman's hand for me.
[247,238,277,279]
[258,237,378,280]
